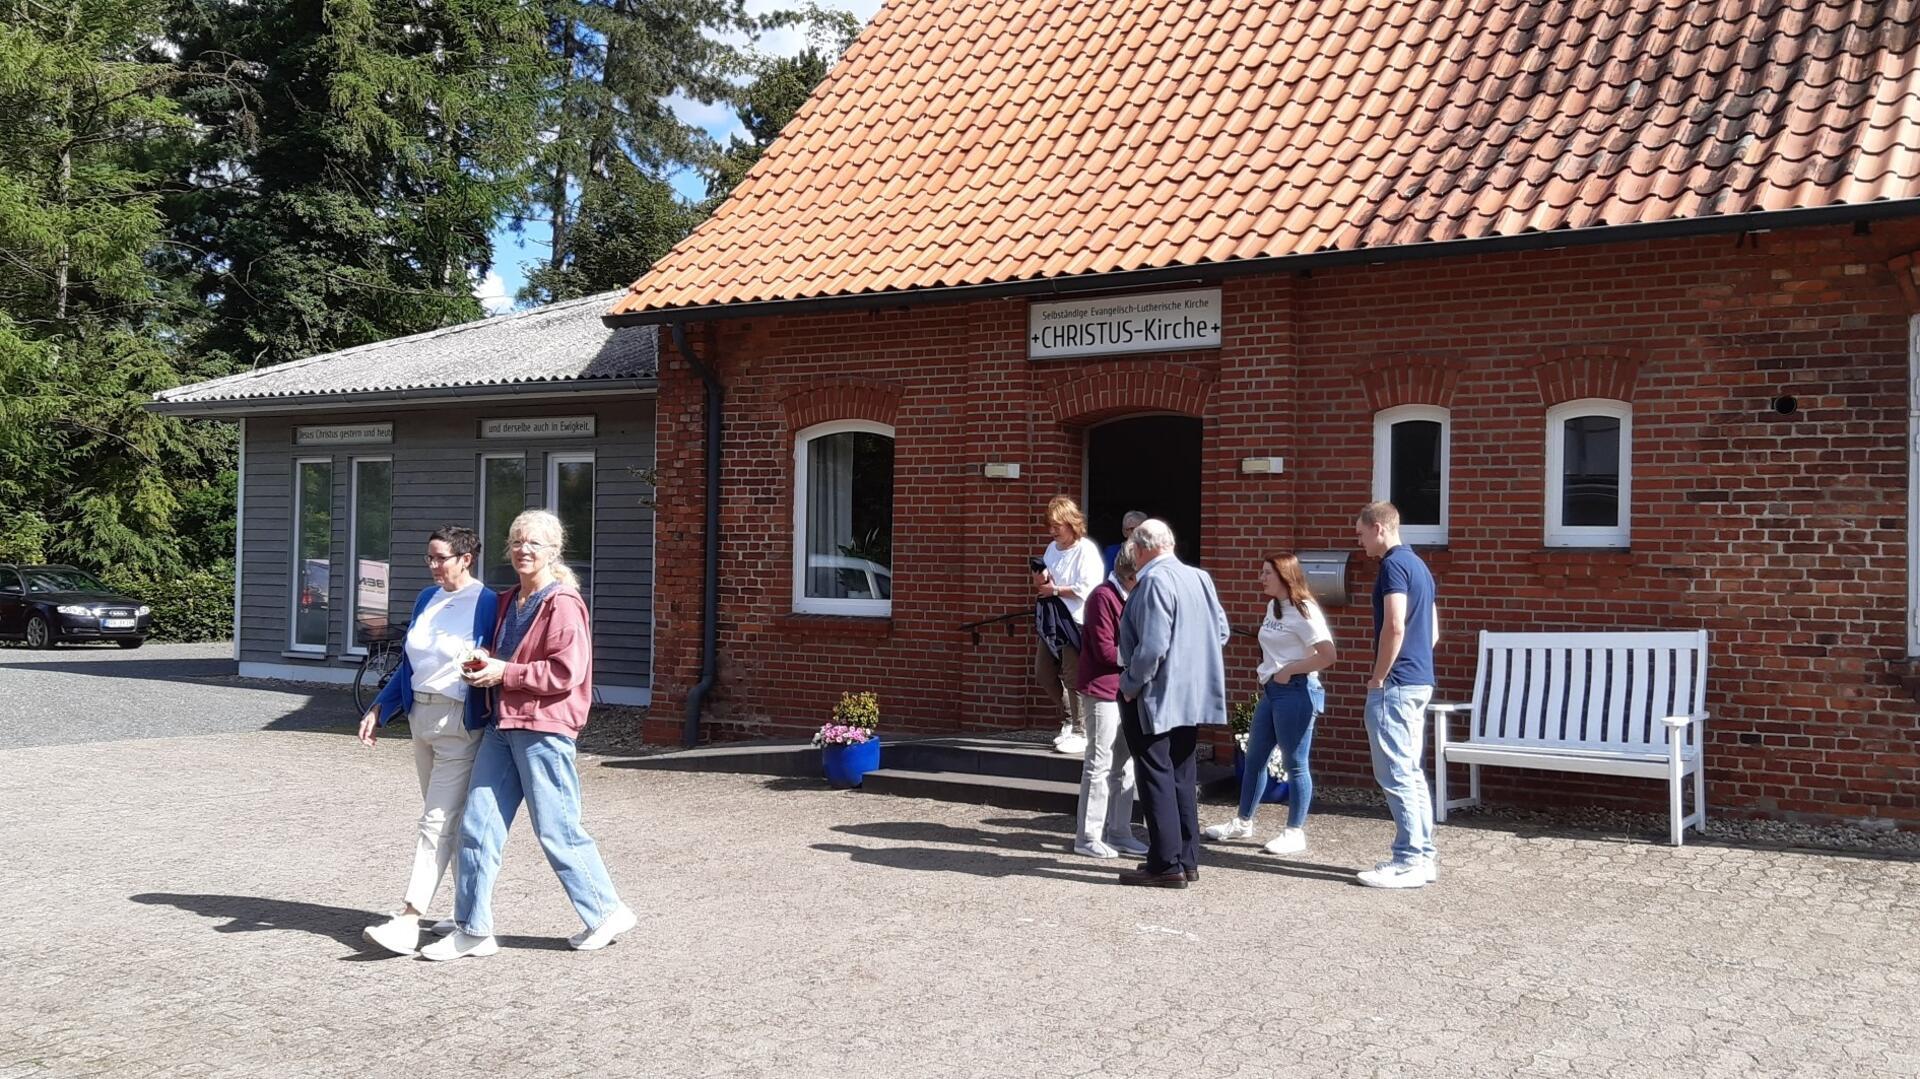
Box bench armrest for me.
[1658,710,1709,729]
[1427,702,1474,715]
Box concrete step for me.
[860,767,1083,813]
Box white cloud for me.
[473,270,514,316]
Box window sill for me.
[775,613,893,638]
[281,649,333,661]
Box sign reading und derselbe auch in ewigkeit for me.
[479,416,596,439]
[1027,287,1223,360]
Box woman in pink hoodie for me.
[420,509,634,961]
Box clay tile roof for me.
[611,0,1920,319]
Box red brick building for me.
[607,0,1920,827]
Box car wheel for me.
[24,615,53,650]
[116,638,145,650]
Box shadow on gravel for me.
[0,655,238,683]
[822,820,1356,885]
[128,893,571,958]
[810,842,1113,884]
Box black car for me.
[0,564,153,649]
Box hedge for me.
[101,567,233,644]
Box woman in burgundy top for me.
[1071,544,1148,858]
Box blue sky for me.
[475,0,884,313]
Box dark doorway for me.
[1085,415,1203,565]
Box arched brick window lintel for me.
[1525,348,1645,408]
[1354,355,1467,412]
[1887,251,1920,312]
[782,380,903,432]
[1048,362,1215,426]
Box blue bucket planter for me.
[1232,748,1291,804]
[822,735,882,787]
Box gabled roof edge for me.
[605,199,1920,327]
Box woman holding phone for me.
[1034,496,1105,756]
[359,525,500,956]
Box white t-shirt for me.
[1041,537,1105,623]
[406,581,486,699]
[1256,597,1334,684]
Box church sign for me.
[1027,287,1223,360]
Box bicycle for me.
[353,621,409,717]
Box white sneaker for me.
[1107,835,1149,856]
[361,913,421,956]
[1074,839,1119,858]
[429,918,457,936]
[1201,817,1253,841]
[1053,734,1088,756]
[569,902,637,951]
[419,929,499,961]
[1357,860,1435,889]
[1263,828,1307,855]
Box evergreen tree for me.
[0,0,230,571]
[165,0,549,368]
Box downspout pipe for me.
[672,321,722,749]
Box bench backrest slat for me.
[1470,630,1709,754]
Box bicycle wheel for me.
[353,647,403,716]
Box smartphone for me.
[1028,556,1047,573]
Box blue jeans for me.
[454,727,620,936]
[1364,683,1435,865]
[1239,674,1321,828]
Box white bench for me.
[1430,630,1709,845]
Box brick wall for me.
[649,220,1920,827]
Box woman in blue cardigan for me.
[357,524,501,956]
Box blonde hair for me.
[1045,495,1087,540]
[1358,501,1401,531]
[507,509,579,589]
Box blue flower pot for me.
[822,735,882,787]
[1232,748,1291,804]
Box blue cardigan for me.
[372,584,501,731]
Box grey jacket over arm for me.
[1117,555,1232,736]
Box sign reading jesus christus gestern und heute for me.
[1027,287,1223,361]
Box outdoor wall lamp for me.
[982,462,1022,479]
[1239,456,1286,475]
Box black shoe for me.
[1133,861,1200,882]
[1117,867,1188,888]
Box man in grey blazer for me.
[1115,519,1232,887]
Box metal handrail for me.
[958,609,1033,646]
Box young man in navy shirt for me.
[1355,501,1439,888]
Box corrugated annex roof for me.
[155,291,656,414]
[611,0,1920,321]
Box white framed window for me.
[1372,404,1450,546]
[546,452,595,605]
[290,458,334,652]
[348,457,392,652]
[1545,398,1631,548]
[793,420,895,616]
[478,453,526,589]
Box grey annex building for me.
[151,292,659,706]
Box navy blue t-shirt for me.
[1371,544,1436,687]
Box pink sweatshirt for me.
[491,584,594,737]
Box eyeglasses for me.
[425,554,466,566]
[508,539,552,552]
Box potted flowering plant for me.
[816,691,882,787]
[1229,691,1289,804]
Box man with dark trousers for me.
[1114,519,1231,887]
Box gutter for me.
[602,198,1920,326]
[147,377,659,418]
[673,322,723,749]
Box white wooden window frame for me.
[793,420,895,617]
[346,456,392,656]
[546,451,596,609]
[1544,398,1632,548]
[289,457,333,653]
[1372,404,1451,547]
